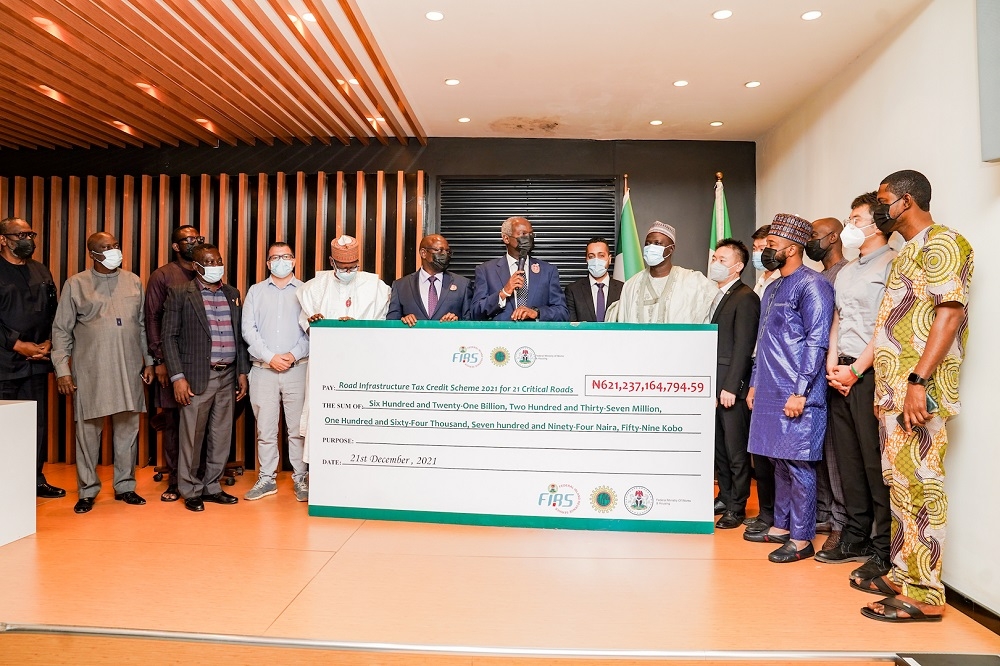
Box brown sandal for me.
[160,485,180,502]
[861,596,943,623]
[850,574,899,596]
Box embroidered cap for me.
[769,213,812,247]
[330,235,360,263]
[646,220,676,242]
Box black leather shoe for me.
[114,491,147,505]
[716,510,746,529]
[743,517,772,534]
[850,553,891,580]
[37,482,66,498]
[74,497,94,514]
[184,497,205,512]
[816,539,871,564]
[743,530,790,544]
[768,540,815,563]
[815,520,833,534]
[713,498,726,515]
[202,491,238,505]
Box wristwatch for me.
[152,358,164,367]
[907,372,928,386]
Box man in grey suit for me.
[162,244,249,512]
[564,237,623,322]
[387,234,472,325]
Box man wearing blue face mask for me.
[564,237,624,322]
[751,225,779,298]
[242,242,310,503]
[51,232,154,514]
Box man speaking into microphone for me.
[470,216,568,322]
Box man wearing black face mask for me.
[0,217,64,498]
[144,225,202,502]
[808,218,847,284]
[470,217,568,322]
[388,234,473,325]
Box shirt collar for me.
[197,277,221,292]
[858,243,892,265]
[265,275,302,289]
[589,273,609,288]
[419,267,442,283]
[717,277,740,294]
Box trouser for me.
[752,454,775,524]
[714,399,751,513]
[880,412,948,606]
[773,458,817,541]
[0,373,50,483]
[829,373,890,558]
[249,363,307,482]
[154,383,180,483]
[177,367,235,499]
[816,388,847,530]
[75,411,140,499]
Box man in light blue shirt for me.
[242,242,310,502]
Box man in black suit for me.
[708,239,760,529]
[387,234,472,325]
[564,237,623,322]
[162,244,249,512]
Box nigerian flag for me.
[615,187,643,281]
[709,176,732,269]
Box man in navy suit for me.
[388,234,472,325]
[470,217,568,322]
[564,237,624,322]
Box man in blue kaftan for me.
[744,213,835,564]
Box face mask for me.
[96,248,123,270]
[708,261,733,282]
[198,263,224,283]
[643,244,667,267]
[872,197,903,232]
[10,238,35,259]
[429,252,450,273]
[760,247,788,272]
[269,258,294,278]
[335,268,358,284]
[587,258,608,278]
[840,223,871,250]
[515,234,535,255]
[180,243,199,261]
[751,250,765,272]
[805,237,831,262]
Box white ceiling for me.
[356,0,929,141]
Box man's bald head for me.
[0,217,29,236]
[87,232,117,253]
[811,217,842,237]
[420,234,448,252]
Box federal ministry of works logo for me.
[590,486,617,513]
[538,483,579,514]
[623,486,653,515]
[515,346,536,368]
[491,347,510,367]
[451,346,482,367]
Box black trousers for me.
[0,373,50,482]
[828,372,890,558]
[752,453,775,524]
[714,399,751,513]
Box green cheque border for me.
[309,505,714,534]
[310,320,716,332]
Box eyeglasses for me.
[178,236,206,245]
[423,247,452,255]
[268,254,294,262]
[846,216,873,225]
[3,231,37,241]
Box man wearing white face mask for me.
[298,235,390,326]
[564,237,624,322]
[609,221,717,324]
[51,232,155,513]
[242,242,310,502]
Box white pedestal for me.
[0,400,37,546]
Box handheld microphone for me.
[517,248,527,273]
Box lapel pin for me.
[449,284,457,291]
[531,263,540,274]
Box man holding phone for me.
[860,171,974,624]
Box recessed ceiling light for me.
[712,10,733,20]
[458,117,470,123]
[426,11,444,21]
[32,16,54,27]
[38,84,55,93]
[112,120,127,128]
[348,78,359,85]
[287,14,300,23]
[745,81,761,88]
[444,78,460,86]
[801,10,822,21]
[302,13,316,22]
[136,82,152,90]
[649,120,663,126]
[195,118,210,124]
[673,80,688,87]
[710,121,724,127]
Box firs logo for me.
[451,346,482,367]
[538,484,579,514]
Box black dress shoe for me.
[114,491,147,505]
[202,490,238,505]
[850,553,891,580]
[73,497,94,514]
[716,510,746,529]
[816,539,872,564]
[184,497,205,512]
[743,517,772,534]
[37,482,67,498]
[743,530,790,544]
[713,499,726,515]
[768,540,815,563]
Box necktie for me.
[595,282,606,322]
[514,263,528,309]
[427,275,439,317]
[710,289,724,319]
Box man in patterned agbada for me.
[858,170,973,624]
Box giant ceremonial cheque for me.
[307,321,717,533]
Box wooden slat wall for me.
[0,170,425,472]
